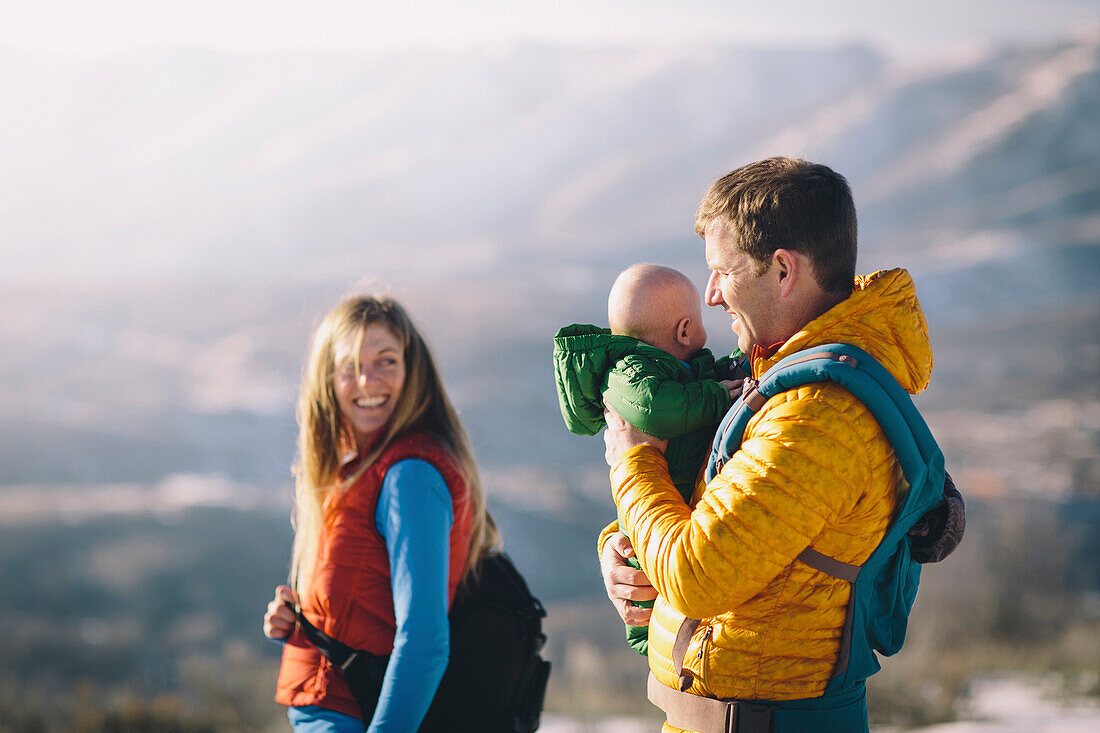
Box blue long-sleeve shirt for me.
[367,459,453,732]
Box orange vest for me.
[275,430,473,718]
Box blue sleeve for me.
[367,459,453,733]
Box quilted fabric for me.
[552,324,734,440]
[275,431,472,718]
[554,324,741,500]
[607,269,933,712]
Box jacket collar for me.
[750,269,933,394]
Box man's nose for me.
[704,272,722,306]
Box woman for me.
[262,296,500,732]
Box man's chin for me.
[730,321,748,351]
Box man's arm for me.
[604,388,876,620]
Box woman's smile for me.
[353,394,388,409]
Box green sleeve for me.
[604,357,733,440]
[553,326,615,436]
[709,349,749,381]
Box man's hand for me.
[719,378,745,401]
[600,531,658,625]
[603,406,667,467]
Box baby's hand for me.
[720,378,745,400]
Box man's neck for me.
[759,288,851,359]
[791,289,850,337]
[812,289,851,322]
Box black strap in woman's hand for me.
[293,605,389,726]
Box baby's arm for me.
[719,379,746,401]
[605,359,734,439]
[553,325,617,436]
[713,351,752,382]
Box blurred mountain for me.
[1,35,1098,727]
[3,42,886,283]
[1,33,1097,586]
[3,37,1097,292]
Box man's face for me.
[703,219,781,355]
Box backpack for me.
[706,343,955,691]
[650,344,963,732]
[296,551,551,732]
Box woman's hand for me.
[263,585,299,640]
[599,531,658,625]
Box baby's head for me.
[608,263,707,362]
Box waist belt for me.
[294,608,389,724]
[648,673,774,733]
[650,611,868,733]
[648,673,868,733]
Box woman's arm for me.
[368,459,453,732]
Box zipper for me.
[695,624,713,690]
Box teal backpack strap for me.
[705,343,946,696]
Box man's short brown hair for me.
[695,157,857,293]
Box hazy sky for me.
[4,0,1098,59]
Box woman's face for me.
[333,323,406,452]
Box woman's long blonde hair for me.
[289,295,500,598]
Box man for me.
[600,157,933,731]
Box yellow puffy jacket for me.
[603,269,933,729]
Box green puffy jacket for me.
[553,324,745,502]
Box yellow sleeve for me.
[610,384,875,619]
[596,520,620,559]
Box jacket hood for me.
[756,268,933,394]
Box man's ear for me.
[772,249,803,298]
[675,317,692,346]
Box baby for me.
[553,263,748,655]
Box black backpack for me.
[296,551,551,732]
